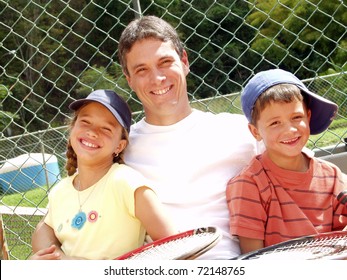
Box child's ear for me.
[115,139,127,155]
[307,108,312,122]
[248,123,262,141]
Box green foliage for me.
[75,64,143,113]
[140,0,255,98]
[76,66,119,96]
[312,62,347,118]
[1,0,136,133]
[247,0,347,77]
[0,85,19,133]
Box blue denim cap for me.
[69,89,132,133]
[241,69,338,135]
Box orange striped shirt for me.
[226,151,347,247]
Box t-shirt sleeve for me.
[112,165,154,218]
[226,161,268,240]
[332,165,347,230]
[43,184,59,228]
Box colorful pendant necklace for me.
[71,177,96,230]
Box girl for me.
[31,89,176,259]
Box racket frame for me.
[235,230,347,260]
[116,226,221,260]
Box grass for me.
[2,214,43,260]
[307,118,347,149]
[1,186,49,209]
[1,186,49,259]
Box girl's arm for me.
[135,186,177,241]
[32,220,63,253]
[31,220,86,260]
[31,221,65,259]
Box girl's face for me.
[248,99,311,168]
[70,102,126,167]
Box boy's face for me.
[248,99,311,167]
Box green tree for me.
[246,0,347,78]
[0,85,19,135]
[1,0,136,134]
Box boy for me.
[226,68,347,254]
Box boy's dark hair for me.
[250,84,309,125]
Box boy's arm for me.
[332,170,347,230]
[238,236,264,254]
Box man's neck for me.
[144,106,193,126]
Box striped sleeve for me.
[226,157,269,240]
[329,162,347,230]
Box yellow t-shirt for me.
[45,163,149,259]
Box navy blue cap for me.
[241,69,338,135]
[69,89,132,133]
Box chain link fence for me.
[0,0,346,259]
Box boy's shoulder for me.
[314,156,342,173]
[228,154,264,183]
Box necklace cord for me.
[77,177,97,211]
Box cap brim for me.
[299,86,338,134]
[69,98,128,132]
[241,69,338,135]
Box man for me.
[31,15,257,260]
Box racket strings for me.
[124,232,218,260]
[250,235,347,260]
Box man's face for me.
[125,39,191,125]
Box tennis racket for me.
[235,231,347,260]
[116,226,221,260]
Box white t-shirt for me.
[124,109,258,259]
